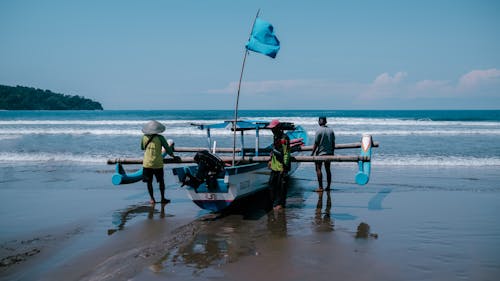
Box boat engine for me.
[183,150,226,190]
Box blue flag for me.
[245,18,280,58]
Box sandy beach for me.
[1,0,499,278]
[1,163,499,281]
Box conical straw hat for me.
[142,120,165,134]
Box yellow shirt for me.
[141,134,173,168]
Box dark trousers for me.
[143,167,165,200]
[269,170,288,207]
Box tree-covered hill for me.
[0,85,103,110]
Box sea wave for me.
[0,152,109,164]
[1,118,499,127]
[255,117,500,127]
[373,156,500,166]
[0,119,226,126]
[0,152,498,167]
[0,135,21,140]
[1,128,500,136]
[330,129,500,136]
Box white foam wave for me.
[0,127,241,136]
[373,156,500,166]
[1,118,499,127]
[253,117,500,127]
[0,119,227,126]
[0,152,498,167]
[0,135,21,140]
[0,152,109,164]
[330,129,500,136]
[1,127,500,137]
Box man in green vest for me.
[267,119,291,210]
[141,120,180,204]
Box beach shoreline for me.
[1,165,500,281]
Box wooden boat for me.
[171,120,307,212]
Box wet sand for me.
[1,164,500,281]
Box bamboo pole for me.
[107,155,370,165]
[171,141,379,153]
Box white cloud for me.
[206,79,322,95]
[414,79,450,91]
[202,68,500,109]
[372,72,407,87]
[359,72,408,100]
[457,68,500,91]
[410,79,454,98]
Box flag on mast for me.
[245,18,280,58]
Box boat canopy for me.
[190,120,295,131]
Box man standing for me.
[267,119,291,210]
[141,120,180,204]
[311,117,335,192]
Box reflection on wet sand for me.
[107,203,168,235]
[150,194,292,274]
[267,209,287,237]
[152,216,261,273]
[355,222,378,239]
[314,191,334,232]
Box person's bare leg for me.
[315,162,323,192]
[160,181,170,204]
[325,161,332,191]
[147,181,155,204]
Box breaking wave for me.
[0,152,498,167]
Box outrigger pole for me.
[108,136,377,186]
[232,9,261,166]
[108,140,379,164]
[108,155,371,165]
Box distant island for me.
[0,85,103,110]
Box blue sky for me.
[1,0,499,110]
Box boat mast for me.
[232,9,260,166]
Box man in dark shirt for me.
[311,117,335,192]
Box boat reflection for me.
[153,210,289,273]
[163,217,259,271]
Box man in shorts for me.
[311,117,335,192]
[141,120,180,204]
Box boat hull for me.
[172,161,299,212]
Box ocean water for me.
[0,110,499,168]
[1,110,500,281]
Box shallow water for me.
[1,163,499,281]
[120,165,500,281]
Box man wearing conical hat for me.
[141,120,180,204]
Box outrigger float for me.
[107,120,377,212]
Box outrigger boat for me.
[108,128,377,212]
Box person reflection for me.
[107,203,167,235]
[267,208,287,237]
[148,202,167,219]
[314,191,334,232]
